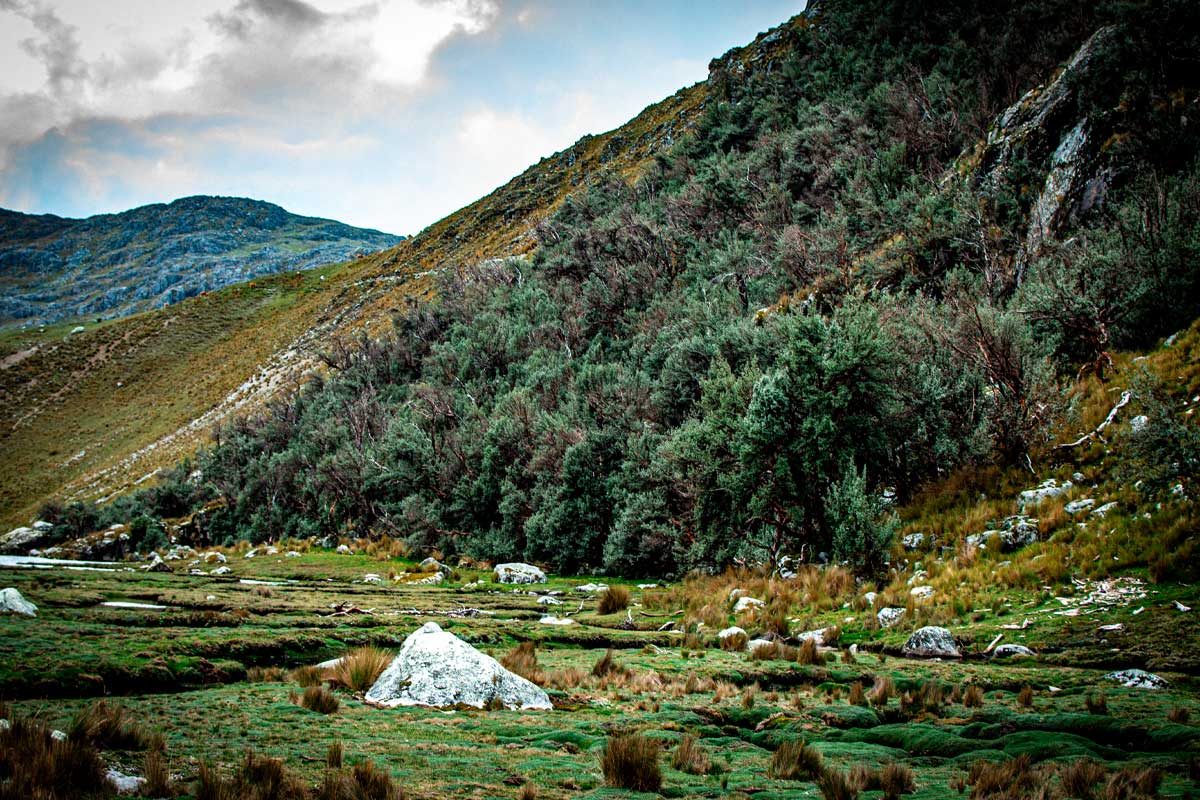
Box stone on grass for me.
[211,566,231,576]
[536,596,561,605]
[733,596,765,613]
[362,574,383,585]
[1018,479,1071,510]
[902,626,961,658]
[494,563,546,585]
[1064,498,1095,515]
[1091,502,1118,518]
[1129,415,1149,433]
[966,515,1039,553]
[910,585,935,600]
[284,551,302,558]
[877,607,905,627]
[1105,669,1168,689]
[107,768,146,795]
[0,587,37,617]
[141,553,171,572]
[992,644,1036,658]
[902,533,926,551]
[718,626,747,642]
[336,544,352,554]
[573,582,608,593]
[202,552,226,565]
[795,628,826,642]
[365,622,551,710]
[539,615,574,625]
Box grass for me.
[600,732,661,792]
[327,646,393,693]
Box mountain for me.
[0,196,402,329]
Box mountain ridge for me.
[0,195,403,329]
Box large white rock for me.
[494,563,546,585]
[1105,669,1168,689]
[106,768,146,795]
[1,526,43,553]
[877,607,905,627]
[0,587,37,617]
[733,596,765,613]
[365,622,551,710]
[902,626,961,658]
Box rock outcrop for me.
[365,622,552,710]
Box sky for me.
[0,0,805,235]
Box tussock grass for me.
[601,733,661,792]
[500,641,544,685]
[299,687,339,714]
[671,734,710,775]
[1085,690,1108,715]
[769,739,824,780]
[328,646,393,693]
[797,637,825,666]
[291,666,324,688]
[0,711,108,800]
[591,649,628,680]
[871,676,895,708]
[818,768,859,800]
[69,699,154,750]
[963,684,984,708]
[597,585,631,615]
[1059,759,1107,800]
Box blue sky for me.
[0,0,805,234]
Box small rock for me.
[336,544,352,555]
[1129,415,1149,433]
[794,628,826,642]
[107,768,146,795]
[538,615,575,626]
[362,574,383,585]
[637,583,659,590]
[718,626,747,641]
[877,607,905,628]
[202,551,226,564]
[140,553,172,573]
[863,591,877,606]
[902,533,926,551]
[284,551,302,558]
[1064,498,1096,515]
[992,644,1036,658]
[733,596,765,613]
[902,626,961,659]
[494,563,546,585]
[910,585,935,600]
[573,582,608,593]
[1175,600,1191,612]
[0,587,37,617]
[211,566,231,576]
[1091,502,1118,518]
[1105,669,1168,689]
[1018,479,1072,509]
[205,594,217,601]
[51,730,66,741]
[536,596,561,606]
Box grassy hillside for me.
[0,16,806,526]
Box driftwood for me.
[321,601,375,617]
[984,633,1004,653]
[1055,390,1132,450]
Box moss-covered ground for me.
[3,543,1197,798]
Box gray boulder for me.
[1,526,44,554]
[365,622,551,710]
[992,644,1036,659]
[1104,669,1168,689]
[141,553,171,573]
[902,626,961,658]
[1018,479,1071,510]
[902,533,926,551]
[0,587,37,617]
[877,607,906,628]
[1064,498,1095,515]
[494,563,546,585]
[967,515,1039,552]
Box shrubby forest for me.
[41,0,1200,578]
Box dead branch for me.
[1055,390,1132,450]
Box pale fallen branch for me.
[1055,390,1132,450]
[984,633,1003,653]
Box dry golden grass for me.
[299,686,339,714]
[328,646,394,693]
[291,666,324,688]
[601,733,661,793]
[769,739,824,781]
[500,641,545,685]
[597,585,631,615]
[671,734,710,775]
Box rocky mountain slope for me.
[0,196,402,329]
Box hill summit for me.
[0,196,402,328]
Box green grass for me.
[3,545,1198,799]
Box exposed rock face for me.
[902,626,961,658]
[1105,669,1168,689]
[1064,498,1095,515]
[365,622,551,710]
[976,27,1118,280]
[0,587,37,617]
[494,563,546,585]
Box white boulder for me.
[539,615,575,626]
[733,596,765,613]
[1064,498,1095,515]
[106,768,146,795]
[336,544,352,555]
[1105,669,1168,689]
[877,607,905,627]
[365,622,552,709]
[1018,479,1071,509]
[992,644,1036,658]
[141,553,171,573]
[0,587,37,617]
[494,563,546,585]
